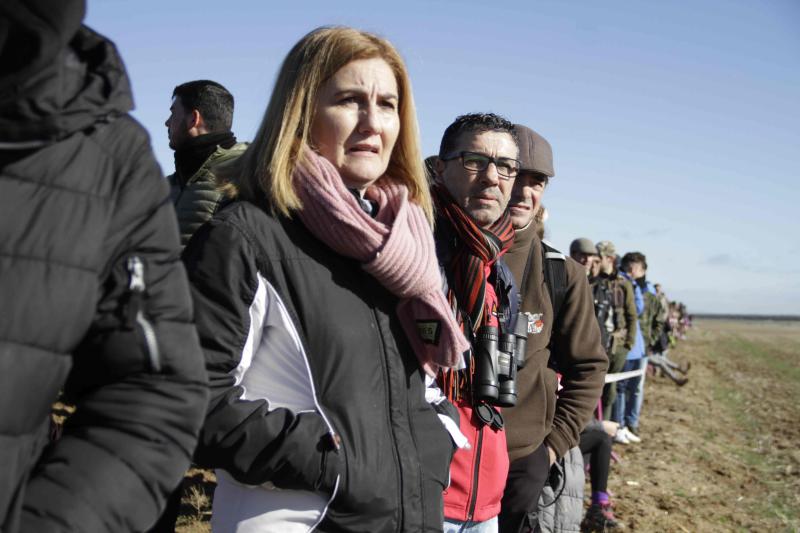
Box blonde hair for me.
[218,26,432,223]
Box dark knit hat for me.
[513,124,554,177]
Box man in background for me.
[165,80,247,245]
[570,238,614,356]
[501,125,607,532]
[629,257,668,435]
[612,252,654,444]
[569,238,600,276]
[596,241,638,420]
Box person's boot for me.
[582,502,621,531]
[674,375,688,386]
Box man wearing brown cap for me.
[596,241,638,420]
[500,125,607,533]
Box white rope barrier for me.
[604,367,646,384]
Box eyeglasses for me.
[440,151,521,179]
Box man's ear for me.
[187,109,202,130]
[434,156,445,179]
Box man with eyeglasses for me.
[430,113,521,532]
[500,125,607,532]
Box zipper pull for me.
[124,257,144,329]
[128,256,145,293]
[125,256,162,372]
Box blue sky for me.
[86,0,800,314]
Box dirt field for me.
[175,319,800,532]
[606,319,800,532]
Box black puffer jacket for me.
[0,2,208,531]
[183,200,453,532]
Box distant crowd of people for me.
[1,2,691,532]
[553,239,693,530]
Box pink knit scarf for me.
[293,149,468,376]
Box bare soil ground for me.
[175,319,800,532]
[608,319,800,532]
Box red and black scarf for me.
[433,183,515,331]
[433,183,515,400]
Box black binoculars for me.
[472,312,529,407]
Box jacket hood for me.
[0,0,133,145]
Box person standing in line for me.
[628,258,668,434]
[431,112,521,532]
[0,1,209,531]
[165,80,248,246]
[612,252,652,444]
[569,238,599,275]
[595,240,638,421]
[183,26,467,532]
[648,284,689,386]
[569,238,613,353]
[500,125,607,533]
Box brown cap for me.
[513,124,554,177]
[570,238,597,256]
[596,240,616,258]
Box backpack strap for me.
[541,239,567,322]
[517,238,567,371]
[518,238,567,321]
[541,241,567,372]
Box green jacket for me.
[606,273,637,366]
[167,142,247,246]
[640,289,667,353]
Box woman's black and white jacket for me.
[183,199,455,532]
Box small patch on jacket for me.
[417,320,442,345]
[526,312,544,334]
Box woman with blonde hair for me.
[183,26,468,532]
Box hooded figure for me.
[0,2,208,531]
